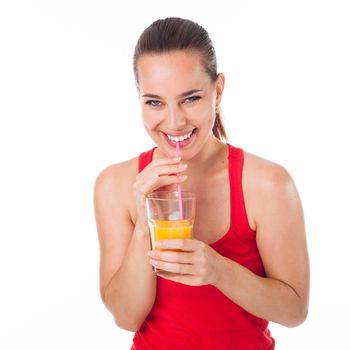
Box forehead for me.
[137,50,211,95]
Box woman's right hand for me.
[133,156,188,229]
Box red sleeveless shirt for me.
[132,144,275,350]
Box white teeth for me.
[167,130,193,142]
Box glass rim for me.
[146,191,195,200]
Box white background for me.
[1,1,349,349]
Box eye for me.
[145,100,162,107]
[183,96,201,103]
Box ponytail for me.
[213,108,227,142]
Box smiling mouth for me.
[165,129,196,142]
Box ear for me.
[215,73,225,107]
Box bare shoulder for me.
[95,157,138,190]
[94,157,138,207]
[94,156,139,237]
[244,151,294,187]
[242,151,301,230]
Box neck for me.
[186,135,226,170]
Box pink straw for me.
[176,143,184,220]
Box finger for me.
[148,249,193,264]
[156,173,187,187]
[151,156,181,167]
[149,259,193,274]
[136,162,186,190]
[140,174,187,196]
[135,160,187,196]
[157,272,202,287]
[155,239,202,251]
[150,162,187,177]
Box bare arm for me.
[214,164,309,327]
[94,163,155,331]
[94,156,187,331]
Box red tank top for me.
[132,144,275,350]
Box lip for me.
[162,129,197,148]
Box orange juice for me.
[149,219,193,251]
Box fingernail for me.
[172,157,181,161]
[178,163,187,169]
[178,175,187,181]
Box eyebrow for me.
[142,89,204,99]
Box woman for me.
[94,17,309,349]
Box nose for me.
[166,104,187,130]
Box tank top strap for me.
[227,144,256,240]
[138,147,156,173]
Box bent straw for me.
[176,142,184,220]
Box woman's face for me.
[136,50,224,159]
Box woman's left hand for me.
[147,239,224,286]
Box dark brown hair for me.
[133,17,227,142]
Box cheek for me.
[195,104,216,129]
[206,113,216,131]
[141,109,160,130]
